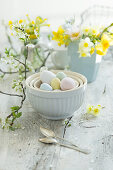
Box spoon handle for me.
[57,142,90,154]
[56,136,78,147]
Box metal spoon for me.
[39,137,90,154]
[40,126,91,153]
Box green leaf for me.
[68,123,71,127]
[9,126,15,131]
[12,111,16,118]
[19,38,25,41]
[16,112,22,118]
[11,106,20,111]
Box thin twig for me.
[0,68,18,74]
[24,45,28,80]
[0,91,23,98]
[63,116,72,138]
[41,52,50,67]
[0,68,29,75]
[103,84,106,94]
[14,58,25,66]
[6,84,26,124]
[19,84,26,109]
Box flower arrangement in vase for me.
[52,18,113,82]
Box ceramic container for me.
[68,41,102,83]
[51,48,69,69]
[26,70,87,120]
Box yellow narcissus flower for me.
[92,29,97,35]
[90,26,100,36]
[79,37,94,57]
[80,51,87,57]
[87,105,94,114]
[82,26,90,35]
[86,104,101,116]
[93,107,100,116]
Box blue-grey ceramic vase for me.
[68,41,102,83]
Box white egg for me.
[40,70,56,84]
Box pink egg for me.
[60,77,76,90]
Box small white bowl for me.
[26,70,87,120]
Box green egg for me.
[56,72,67,80]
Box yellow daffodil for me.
[52,26,65,46]
[95,40,108,56]
[90,47,95,55]
[101,34,110,50]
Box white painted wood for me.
[0,60,113,170]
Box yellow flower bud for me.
[8,21,13,25]
[32,21,35,25]
[36,27,39,32]
[90,47,95,55]
[19,19,23,24]
[29,34,37,39]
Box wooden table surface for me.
[0,60,113,170]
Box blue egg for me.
[40,83,53,91]
[56,72,67,80]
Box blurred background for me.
[1,0,113,26]
[1,0,113,60]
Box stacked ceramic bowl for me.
[26,70,87,120]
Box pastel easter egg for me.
[40,83,53,91]
[60,77,76,90]
[40,70,56,84]
[51,78,60,90]
[56,72,67,80]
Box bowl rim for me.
[26,70,87,94]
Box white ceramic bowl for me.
[26,70,87,120]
